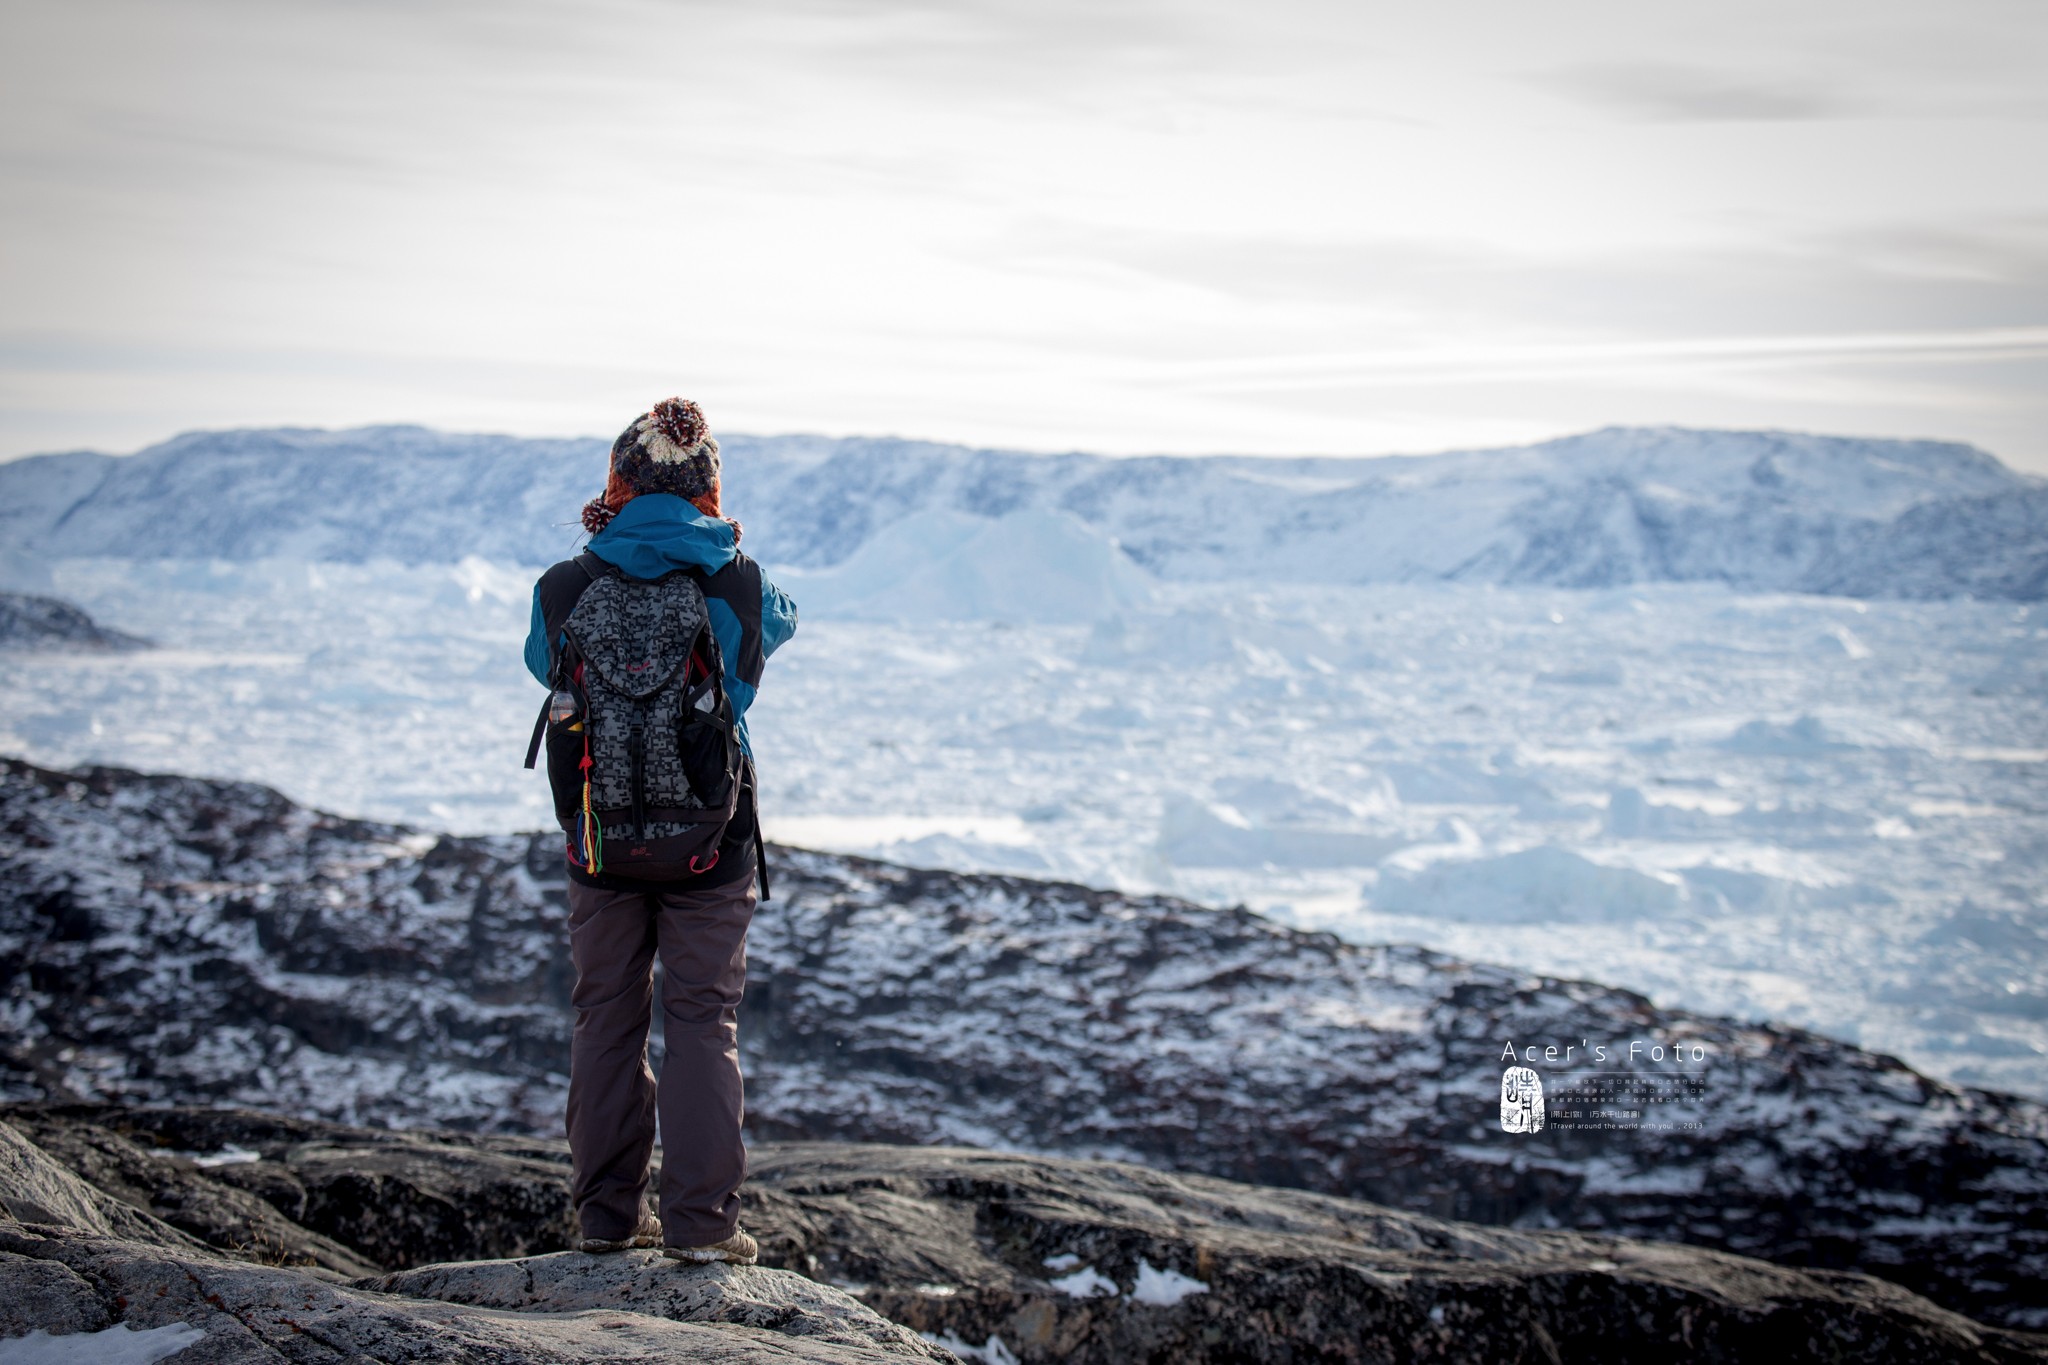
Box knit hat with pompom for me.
[582,398,724,534]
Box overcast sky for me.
[3,0,2045,467]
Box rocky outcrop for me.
[0,1229,953,1363]
[0,1114,953,1363]
[2,1103,572,1276]
[0,1117,196,1253]
[0,592,150,650]
[3,1106,2043,1364]
[3,757,2045,1329]
[745,1142,2048,1365]
[744,855,2048,1332]
[368,1252,953,1361]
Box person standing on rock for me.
[522,397,797,1265]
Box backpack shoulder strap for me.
[696,552,768,688]
[524,554,609,771]
[537,554,612,665]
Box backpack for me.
[523,554,746,882]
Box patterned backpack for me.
[524,555,744,881]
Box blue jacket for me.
[524,495,797,753]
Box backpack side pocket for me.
[543,666,589,832]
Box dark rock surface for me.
[2,1103,574,1276]
[0,1113,954,1363]
[4,1105,2044,1364]
[0,1227,951,1363]
[3,756,2045,1330]
[745,1142,2048,1365]
[0,591,151,650]
[367,1249,955,1361]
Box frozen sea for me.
[3,555,2044,1099]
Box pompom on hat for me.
[638,396,712,468]
[582,398,731,537]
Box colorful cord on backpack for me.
[577,729,603,874]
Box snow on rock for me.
[1127,1258,1209,1306]
[1045,1264,1118,1299]
[1,757,2043,1329]
[922,1334,1018,1365]
[2,423,2040,599]
[0,1325,203,1365]
[184,1144,260,1168]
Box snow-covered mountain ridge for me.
[4,756,2043,1328]
[2,424,2041,598]
[0,592,151,651]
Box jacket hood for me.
[584,494,736,579]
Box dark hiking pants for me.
[564,871,755,1247]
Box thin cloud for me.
[3,0,2047,467]
[1146,327,2048,393]
[965,218,2048,342]
[1535,63,1850,122]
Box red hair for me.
[581,474,733,541]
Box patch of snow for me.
[1128,1258,1209,1307]
[924,1331,1021,1365]
[1047,1265,1119,1299]
[0,1324,205,1365]
[185,1144,261,1167]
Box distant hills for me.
[0,591,151,651]
[1,423,2042,599]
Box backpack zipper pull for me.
[628,719,647,842]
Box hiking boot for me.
[578,1213,662,1253]
[662,1227,759,1265]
